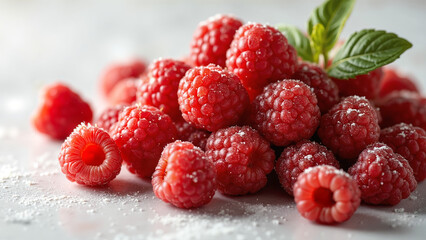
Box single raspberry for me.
[294,165,361,224]
[348,143,417,205]
[58,123,122,186]
[100,59,146,97]
[190,14,243,67]
[226,23,298,94]
[250,80,320,146]
[332,67,383,100]
[32,82,93,140]
[318,96,380,165]
[107,78,139,105]
[376,91,426,130]
[380,123,426,182]
[291,62,340,114]
[178,64,249,132]
[175,120,210,150]
[276,140,340,196]
[379,68,419,98]
[152,141,216,209]
[205,126,275,195]
[111,105,177,178]
[96,105,127,133]
[136,58,191,121]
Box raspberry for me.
[152,141,216,209]
[96,105,127,133]
[226,23,298,94]
[376,91,426,130]
[379,68,419,98]
[58,123,122,186]
[291,62,340,114]
[136,58,191,121]
[318,96,380,164]
[294,165,361,224]
[111,105,177,178]
[205,126,275,195]
[178,64,249,132]
[332,67,384,100]
[100,59,146,97]
[190,14,243,67]
[276,140,340,196]
[32,83,93,140]
[251,80,320,146]
[348,143,417,205]
[380,123,426,182]
[175,120,210,150]
[107,78,139,105]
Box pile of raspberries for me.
[32,15,425,224]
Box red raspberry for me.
[96,105,127,133]
[58,123,122,186]
[175,120,210,150]
[379,68,419,98]
[251,80,320,146]
[291,62,340,114]
[190,14,243,67]
[107,78,139,105]
[376,91,426,130]
[205,126,275,195]
[111,105,177,178]
[32,83,93,140]
[178,64,249,132]
[294,165,361,224]
[226,23,298,94]
[100,59,146,97]
[348,143,417,205]
[152,141,216,209]
[276,140,340,196]
[380,123,426,182]
[318,96,380,164]
[332,67,384,100]
[136,58,191,121]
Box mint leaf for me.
[328,29,412,79]
[310,23,326,63]
[308,0,355,53]
[277,25,313,62]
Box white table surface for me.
[0,0,425,239]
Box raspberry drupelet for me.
[380,123,426,182]
[96,104,127,133]
[175,120,210,150]
[205,126,275,195]
[178,64,249,132]
[111,105,177,178]
[379,68,419,98]
[276,140,340,196]
[294,165,361,224]
[58,123,122,186]
[349,143,417,205]
[251,79,321,147]
[190,14,243,67]
[152,141,216,209]
[107,78,139,105]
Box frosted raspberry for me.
[379,68,419,98]
[276,140,340,196]
[294,165,361,224]
[107,78,139,105]
[348,143,417,205]
[58,124,122,186]
[32,83,93,140]
[190,14,243,67]
[137,58,191,121]
[380,123,426,182]
[178,64,249,132]
[96,105,127,133]
[175,120,210,150]
[251,80,320,146]
[206,126,275,195]
[226,23,298,94]
[152,141,216,209]
[111,105,177,178]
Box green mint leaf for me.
[310,23,326,63]
[277,25,314,62]
[308,0,355,53]
[327,29,413,79]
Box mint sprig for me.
[277,25,314,62]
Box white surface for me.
[0,0,425,239]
